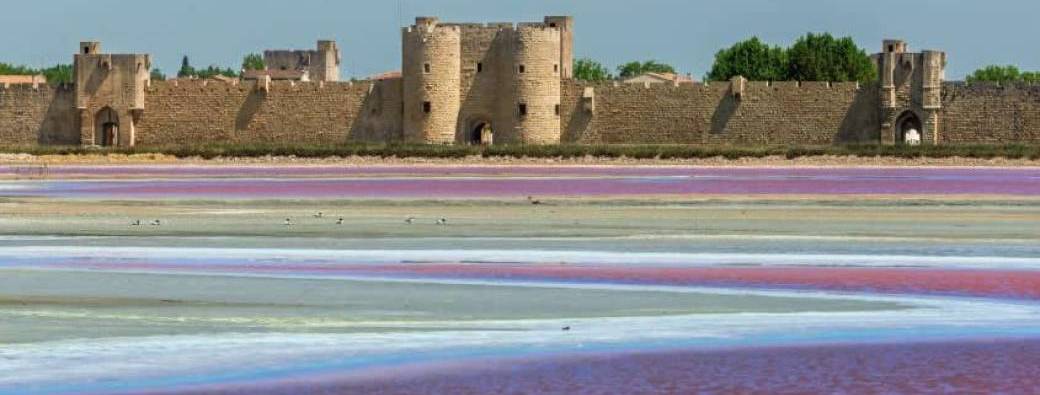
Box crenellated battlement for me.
[148,79,368,94]
[0,82,75,92]
[5,18,1040,149]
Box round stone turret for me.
[506,25,562,144]
[402,17,461,144]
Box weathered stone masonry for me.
[135,79,400,146]
[941,83,1040,144]
[0,84,77,145]
[561,81,879,145]
[3,16,1040,148]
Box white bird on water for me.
[436,218,448,226]
[405,217,416,224]
[150,220,161,226]
[284,218,293,226]
[314,212,324,218]
[336,218,344,225]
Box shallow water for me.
[1,165,1039,394]
[3,166,1040,199]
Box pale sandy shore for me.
[2,153,1040,168]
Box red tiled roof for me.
[368,71,402,81]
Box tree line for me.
[4,42,1037,85]
[965,65,1040,83]
[0,53,265,83]
[574,33,877,83]
[575,33,1040,85]
[573,59,679,82]
[0,63,73,84]
[174,54,265,80]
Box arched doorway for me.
[467,120,493,145]
[896,111,922,146]
[95,107,119,147]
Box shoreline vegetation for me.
[1,143,1039,166]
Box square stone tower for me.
[875,40,946,145]
[544,16,574,79]
[263,40,341,82]
[73,41,151,147]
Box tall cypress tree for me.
[177,56,195,78]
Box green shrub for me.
[2,143,1040,161]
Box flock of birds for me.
[131,196,548,228]
[128,195,549,226]
[132,212,449,227]
[280,212,448,227]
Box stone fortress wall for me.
[0,83,78,145]
[133,79,401,146]
[559,80,879,145]
[3,16,1040,148]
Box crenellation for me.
[3,19,1040,148]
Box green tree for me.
[965,65,1040,83]
[617,60,676,78]
[175,56,237,79]
[0,63,72,84]
[786,33,876,83]
[40,64,73,84]
[177,56,195,78]
[150,68,167,81]
[707,34,875,83]
[573,58,612,81]
[195,65,238,79]
[0,63,37,75]
[242,53,265,71]
[705,37,787,81]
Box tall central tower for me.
[400,16,572,145]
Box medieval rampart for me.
[0,83,77,145]
[940,82,1040,144]
[561,80,880,145]
[134,79,400,146]
[5,18,1040,149]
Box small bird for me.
[314,212,324,218]
[336,218,344,225]
[561,326,571,331]
[284,218,293,226]
[150,220,161,226]
[405,217,416,224]
[131,220,141,226]
[528,196,542,205]
[436,218,448,226]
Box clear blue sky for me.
[1,0,1035,80]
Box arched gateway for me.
[95,107,119,147]
[466,119,493,145]
[895,111,922,146]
